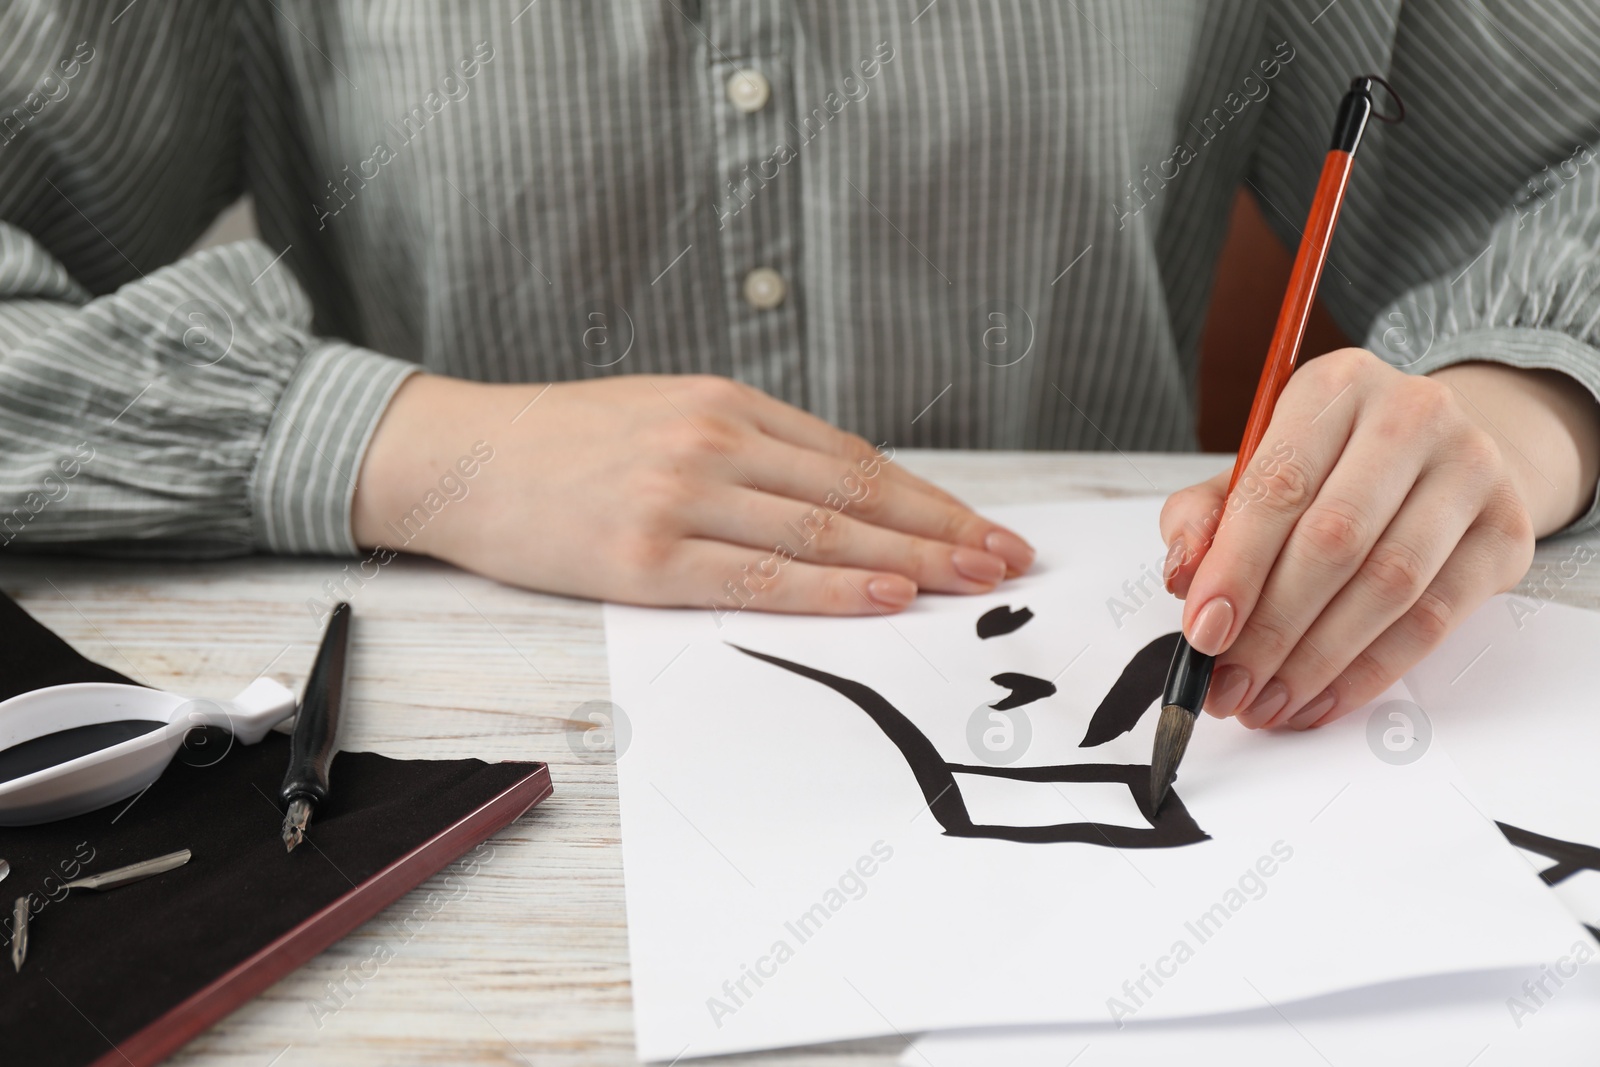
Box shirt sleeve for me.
[1361,155,1600,535]
[0,3,416,559]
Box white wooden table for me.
[5,451,1596,1067]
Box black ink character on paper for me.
[1499,822,1600,940]
[733,606,1208,849]
[977,605,1033,639]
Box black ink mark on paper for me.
[977,605,1033,639]
[990,673,1056,711]
[1499,822,1600,940]
[732,633,1208,849]
[1079,632,1184,748]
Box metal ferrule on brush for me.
[1149,637,1215,813]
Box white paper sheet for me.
[905,965,1600,1066]
[606,501,1585,1061]
[904,595,1600,1067]
[1404,595,1600,904]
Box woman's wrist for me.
[1427,361,1600,536]
[350,373,524,553]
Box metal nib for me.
[11,895,29,973]
[281,797,313,853]
[1149,704,1197,815]
[62,849,191,892]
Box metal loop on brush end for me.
[1361,74,1405,123]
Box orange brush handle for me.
[1226,148,1355,495]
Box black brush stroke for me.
[1079,631,1184,748]
[990,672,1056,711]
[1497,823,1600,941]
[733,644,1208,849]
[1498,822,1600,887]
[977,605,1034,639]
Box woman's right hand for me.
[351,374,1035,614]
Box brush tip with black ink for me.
[1149,703,1197,814]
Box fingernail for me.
[1205,664,1251,718]
[1288,687,1338,730]
[984,529,1036,574]
[953,547,1007,585]
[867,577,915,609]
[1163,537,1185,587]
[1188,597,1235,656]
[1239,679,1288,729]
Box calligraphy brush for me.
[281,602,351,852]
[1150,75,1403,814]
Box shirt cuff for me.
[249,341,419,555]
[1393,326,1600,539]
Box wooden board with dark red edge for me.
[96,760,550,1067]
[0,589,553,1067]
[0,733,553,1067]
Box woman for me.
[1,1,1597,732]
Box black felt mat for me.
[0,590,541,1067]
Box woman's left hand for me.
[1159,347,1600,731]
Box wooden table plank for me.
[2,451,1594,1066]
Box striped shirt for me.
[2,0,1599,557]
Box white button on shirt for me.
[742,267,787,310]
[726,69,771,113]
